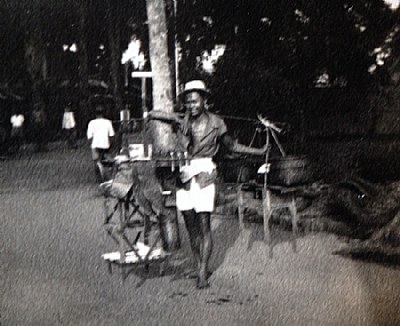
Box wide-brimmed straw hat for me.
[179,80,210,97]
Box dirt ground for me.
[1,143,400,326]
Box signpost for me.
[131,71,153,118]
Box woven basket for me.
[268,155,313,186]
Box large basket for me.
[267,155,313,186]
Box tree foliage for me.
[173,0,399,142]
[0,0,398,139]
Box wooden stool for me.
[237,183,299,250]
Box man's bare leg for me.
[182,210,201,276]
[197,212,212,289]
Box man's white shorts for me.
[176,178,216,213]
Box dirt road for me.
[1,145,400,325]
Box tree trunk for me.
[165,0,178,98]
[24,34,46,107]
[24,11,47,110]
[106,0,124,113]
[77,0,90,131]
[145,0,180,251]
[145,0,176,154]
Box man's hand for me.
[180,165,197,183]
[262,143,271,154]
[146,111,155,119]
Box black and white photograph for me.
[1,0,400,325]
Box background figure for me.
[62,104,78,149]
[31,105,47,152]
[9,110,25,152]
[87,104,115,182]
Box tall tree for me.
[76,0,90,126]
[145,0,180,250]
[23,2,48,109]
[145,0,176,154]
[106,0,124,113]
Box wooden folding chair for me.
[101,167,169,281]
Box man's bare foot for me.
[183,269,212,279]
[197,278,210,289]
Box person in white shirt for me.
[62,104,78,149]
[10,110,25,152]
[87,104,115,181]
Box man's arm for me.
[108,121,115,148]
[62,114,67,129]
[147,110,183,124]
[221,133,267,156]
[108,121,115,137]
[87,121,93,140]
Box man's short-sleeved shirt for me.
[11,114,24,128]
[87,118,115,149]
[189,112,227,158]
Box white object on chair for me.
[257,163,271,174]
[102,242,165,263]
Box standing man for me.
[87,104,115,182]
[31,105,47,152]
[62,103,78,149]
[149,80,266,289]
